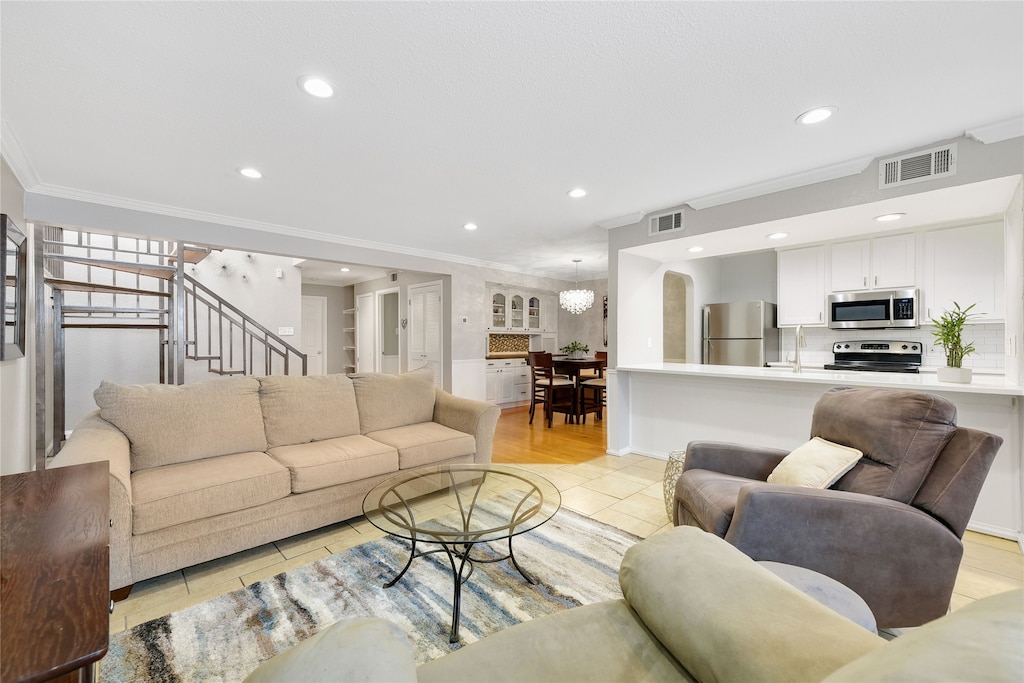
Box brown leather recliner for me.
[673,386,1002,629]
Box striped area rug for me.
[101,508,640,683]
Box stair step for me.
[46,255,176,280]
[46,278,171,297]
[61,322,169,330]
[62,305,167,315]
[169,245,212,264]
[208,368,246,375]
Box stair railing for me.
[182,274,306,378]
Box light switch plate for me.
[278,326,295,336]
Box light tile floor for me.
[110,452,1024,634]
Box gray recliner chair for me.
[673,386,1003,629]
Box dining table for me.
[552,357,606,384]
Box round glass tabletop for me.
[362,463,561,544]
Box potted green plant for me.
[560,340,589,359]
[931,301,977,384]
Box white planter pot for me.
[569,351,585,359]
[937,366,973,384]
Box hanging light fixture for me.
[559,258,595,315]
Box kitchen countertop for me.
[615,362,1024,397]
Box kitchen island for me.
[606,363,1023,544]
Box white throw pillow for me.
[767,437,863,488]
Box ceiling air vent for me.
[649,211,684,236]
[878,143,957,189]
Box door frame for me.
[376,287,401,373]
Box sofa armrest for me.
[433,389,501,465]
[244,617,417,683]
[726,484,965,627]
[619,527,883,683]
[49,411,134,591]
[683,441,790,480]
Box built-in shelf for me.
[343,327,355,332]
[343,308,355,314]
[344,345,356,350]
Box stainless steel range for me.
[824,340,923,373]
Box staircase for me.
[38,226,306,460]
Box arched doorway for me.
[663,271,694,363]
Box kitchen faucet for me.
[793,325,805,373]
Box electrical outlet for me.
[278,327,294,336]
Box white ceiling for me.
[2,2,1022,281]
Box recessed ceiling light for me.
[767,232,788,240]
[339,267,350,272]
[567,188,587,198]
[796,106,837,125]
[239,168,262,179]
[298,76,335,98]
[874,212,906,222]
[688,246,704,253]
[463,223,478,231]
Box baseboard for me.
[966,520,1024,551]
[622,447,669,460]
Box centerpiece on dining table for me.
[560,340,589,360]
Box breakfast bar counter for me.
[606,363,1024,544]
[617,362,1024,396]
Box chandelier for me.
[559,259,595,315]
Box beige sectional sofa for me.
[49,368,501,592]
[246,527,1024,683]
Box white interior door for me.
[408,281,443,387]
[300,295,327,375]
[356,293,375,372]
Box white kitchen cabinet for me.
[485,358,527,404]
[487,286,557,333]
[777,246,826,326]
[830,234,915,292]
[923,222,1004,322]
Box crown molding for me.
[0,119,40,188]
[966,116,1024,144]
[25,183,575,280]
[596,211,646,230]
[685,155,874,210]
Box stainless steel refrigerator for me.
[702,301,779,367]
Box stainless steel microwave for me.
[827,288,919,329]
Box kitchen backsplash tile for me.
[488,333,530,354]
[781,323,1006,373]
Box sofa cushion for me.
[95,377,268,470]
[674,470,750,537]
[811,387,957,503]
[131,451,290,534]
[367,422,476,469]
[258,374,360,447]
[267,435,399,493]
[822,589,1024,682]
[350,367,436,434]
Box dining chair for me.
[579,376,606,423]
[527,351,577,427]
[577,351,608,380]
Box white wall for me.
[0,157,32,473]
[1004,180,1024,385]
[718,251,777,303]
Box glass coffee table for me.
[362,463,561,642]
